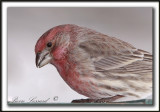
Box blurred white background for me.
[8,7,152,103]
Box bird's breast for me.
[52,59,96,97]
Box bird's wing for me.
[79,36,152,72]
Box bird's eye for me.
[47,42,52,47]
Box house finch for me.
[35,24,152,103]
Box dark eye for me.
[47,42,52,47]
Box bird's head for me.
[35,24,74,68]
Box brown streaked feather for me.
[79,36,150,70]
[94,54,143,71]
[98,84,128,92]
[78,35,152,79]
[126,92,140,98]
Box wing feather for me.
[78,36,152,75]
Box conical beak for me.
[36,50,52,68]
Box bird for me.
[35,24,152,103]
